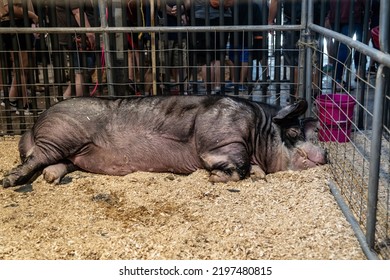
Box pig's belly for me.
[70,141,202,175]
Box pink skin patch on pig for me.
[290,142,327,170]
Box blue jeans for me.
[334,23,363,82]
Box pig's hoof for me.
[209,170,240,183]
[250,165,267,182]
[42,169,61,185]
[2,177,13,188]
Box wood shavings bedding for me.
[0,136,364,259]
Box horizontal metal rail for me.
[309,23,390,69]
[0,24,302,34]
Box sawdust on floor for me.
[0,136,365,260]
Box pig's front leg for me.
[250,165,267,181]
[42,161,79,184]
[200,143,250,183]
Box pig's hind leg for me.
[200,143,250,182]
[2,132,44,187]
[42,161,79,184]
[2,154,45,188]
[2,144,67,188]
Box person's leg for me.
[213,60,221,89]
[9,51,29,107]
[334,24,349,83]
[239,50,249,90]
[353,24,363,72]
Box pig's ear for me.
[272,99,308,124]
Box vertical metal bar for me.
[316,0,327,93]
[344,0,354,87]
[47,0,63,100]
[303,0,312,112]
[0,27,13,133]
[356,0,371,130]
[79,0,90,97]
[261,0,268,101]
[380,0,390,138]
[98,0,114,96]
[205,1,211,94]
[233,0,239,95]
[65,0,76,97]
[92,0,103,96]
[332,0,341,91]
[366,64,387,250]
[379,0,389,53]
[8,0,26,129]
[190,0,197,94]
[150,0,157,95]
[136,0,146,95]
[36,1,51,110]
[289,0,297,100]
[112,0,130,96]
[247,0,253,95]
[161,0,169,88]
[22,0,36,113]
[177,0,184,94]
[367,0,390,250]
[274,0,281,105]
[219,0,226,95]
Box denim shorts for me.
[72,51,96,74]
[229,47,249,63]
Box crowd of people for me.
[0,0,382,115]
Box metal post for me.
[379,0,390,53]
[111,0,129,96]
[366,64,387,250]
[303,0,312,109]
[98,0,114,96]
[291,0,298,101]
[274,0,281,105]
[366,0,390,251]
[150,0,157,95]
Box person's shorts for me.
[253,35,266,61]
[283,30,300,66]
[171,40,187,67]
[229,46,249,63]
[190,17,232,65]
[72,51,96,74]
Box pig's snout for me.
[292,142,327,170]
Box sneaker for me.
[128,79,140,95]
[322,64,334,74]
[23,106,33,116]
[225,82,234,91]
[23,103,37,116]
[9,101,20,115]
[238,85,248,92]
[1,90,5,107]
[368,65,377,75]
[211,86,221,95]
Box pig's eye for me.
[286,128,301,140]
[282,127,305,148]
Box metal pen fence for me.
[0,0,389,259]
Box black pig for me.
[2,96,326,187]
